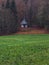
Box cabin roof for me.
[21,18,27,25]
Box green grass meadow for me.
[0,34,49,65]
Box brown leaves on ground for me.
[16,28,48,34]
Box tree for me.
[0,0,18,35]
[28,0,33,27]
[28,5,33,27]
[10,0,16,14]
[10,0,18,31]
[23,0,28,19]
[2,1,4,8]
[6,0,10,8]
[37,1,45,28]
[43,2,49,30]
[23,0,28,4]
[37,0,49,29]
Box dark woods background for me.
[0,0,49,35]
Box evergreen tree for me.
[10,0,18,31]
[37,0,49,29]
[28,6,33,27]
[23,0,28,4]
[2,1,4,8]
[37,1,45,28]
[42,2,49,30]
[6,0,10,8]
[10,0,16,14]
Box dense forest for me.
[0,0,49,35]
[0,0,18,35]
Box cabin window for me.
[21,25,24,28]
[21,24,28,28]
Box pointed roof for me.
[21,18,27,25]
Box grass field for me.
[0,34,49,65]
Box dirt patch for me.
[16,28,48,34]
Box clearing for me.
[0,34,49,65]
